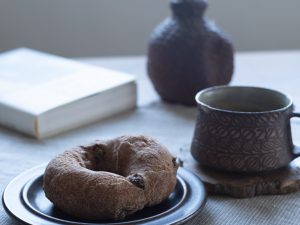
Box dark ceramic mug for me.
[191,86,300,173]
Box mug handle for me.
[291,112,300,159]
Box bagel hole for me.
[82,145,115,173]
[82,143,130,177]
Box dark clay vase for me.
[147,0,234,106]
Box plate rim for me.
[3,164,207,225]
[21,173,188,224]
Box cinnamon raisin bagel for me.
[43,135,179,220]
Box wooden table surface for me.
[1,51,300,225]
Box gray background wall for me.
[0,0,299,57]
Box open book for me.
[0,48,137,138]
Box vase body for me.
[147,0,234,105]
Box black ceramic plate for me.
[3,165,206,225]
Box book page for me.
[0,48,80,95]
[0,48,135,115]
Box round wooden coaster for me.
[194,158,300,198]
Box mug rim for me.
[195,85,293,114]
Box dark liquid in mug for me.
[212,101,277,112]
[199,88,290,113]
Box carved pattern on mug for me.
[192,108,293,172]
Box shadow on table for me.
[43,102,197,142]
[147,101,197,122]
[0,125,39,143]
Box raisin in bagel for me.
[43,135,179,220]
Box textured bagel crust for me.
[43,135,179,220]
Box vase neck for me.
[170,0,207,19]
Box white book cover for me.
[0,48,137,138]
